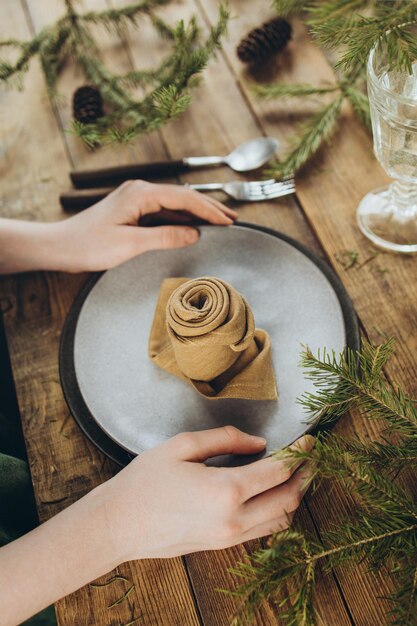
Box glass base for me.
[357,182,417,254]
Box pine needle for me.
[108,584,135,609]
[254,82,340,98]
[90,575,129,588]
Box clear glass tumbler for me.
[357,44,417,254]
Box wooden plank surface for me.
[1,0,415,625]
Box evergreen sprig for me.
[258,0,417,179]
[264,95,344,179]
[227,339,417,625]
[0,0,229,147]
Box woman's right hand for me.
[102,426,315,562]
[0,426,314,626]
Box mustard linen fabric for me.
[149,277,277,400]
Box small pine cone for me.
[73,85,103,124]
[237,18,292,65]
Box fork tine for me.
[246,183,265,190]
[246,178,276,188]
[259,183,293,193]
[248,183,295,200]
[264,186,296,199]
[250,179,295,191]
[264,182,295,193]
[248,191,277,199]
[262,178,294,187]
[248,181,295,194]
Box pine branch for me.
[272,0,306,16]
[336,436,417,478]
[310,2,417,74]
[298,339,417,437]
[322,515,417,575]
[69,119,105,149]
[253,82,340,98]
[152,84,192,117]
[305,0,371,51]
[229,520,417,625]
[228,529,320,626]
[39,22,72,96]
[307,0,372,22]
[254,73,371,179]
[276,434,417,518]
[264,95,344,180]
[0,1,229,147]
[345,85,371,129]
[79,0,170,29]
[359,336,396,384]
[148,13,176,40]
[204,3,230,53]
[388,558,417,626]
[0,30,48,82]
[113,63,172,88]
[259,0,417,178]
[226,338,417,625]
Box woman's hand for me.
[0,181,236,275]
[53,181,237,273]
[104,426,315,561]
[0,427,314,625]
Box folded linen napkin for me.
[149,277,277,400]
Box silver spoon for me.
[70,137,279,188]
[183,137,279,172]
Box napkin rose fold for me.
[149,277,277,400]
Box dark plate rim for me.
[59,221,360,466]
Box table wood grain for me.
[1,1,416,625]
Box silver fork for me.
[186,178,295,201]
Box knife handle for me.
[59,190,209,226]
[70,159,192,189]
[60,189,112,211]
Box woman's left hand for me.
[52,180,237,273]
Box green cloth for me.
[0,411,57,626]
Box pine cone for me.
[237,18,292,65]
[73,85,103,124]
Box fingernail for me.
[251,435,267,446]
[184,227,199,243]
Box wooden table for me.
[1,1,416,625]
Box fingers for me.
[202,194,238,220]
[137,182,237,224]
[170,426,266,462]
[132,225,200,253]
[240,462,313,529]
[232,435,315,501]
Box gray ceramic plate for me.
[60,223,359,466]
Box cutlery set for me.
[60,137,296,212]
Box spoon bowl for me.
[225,137,279,172]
